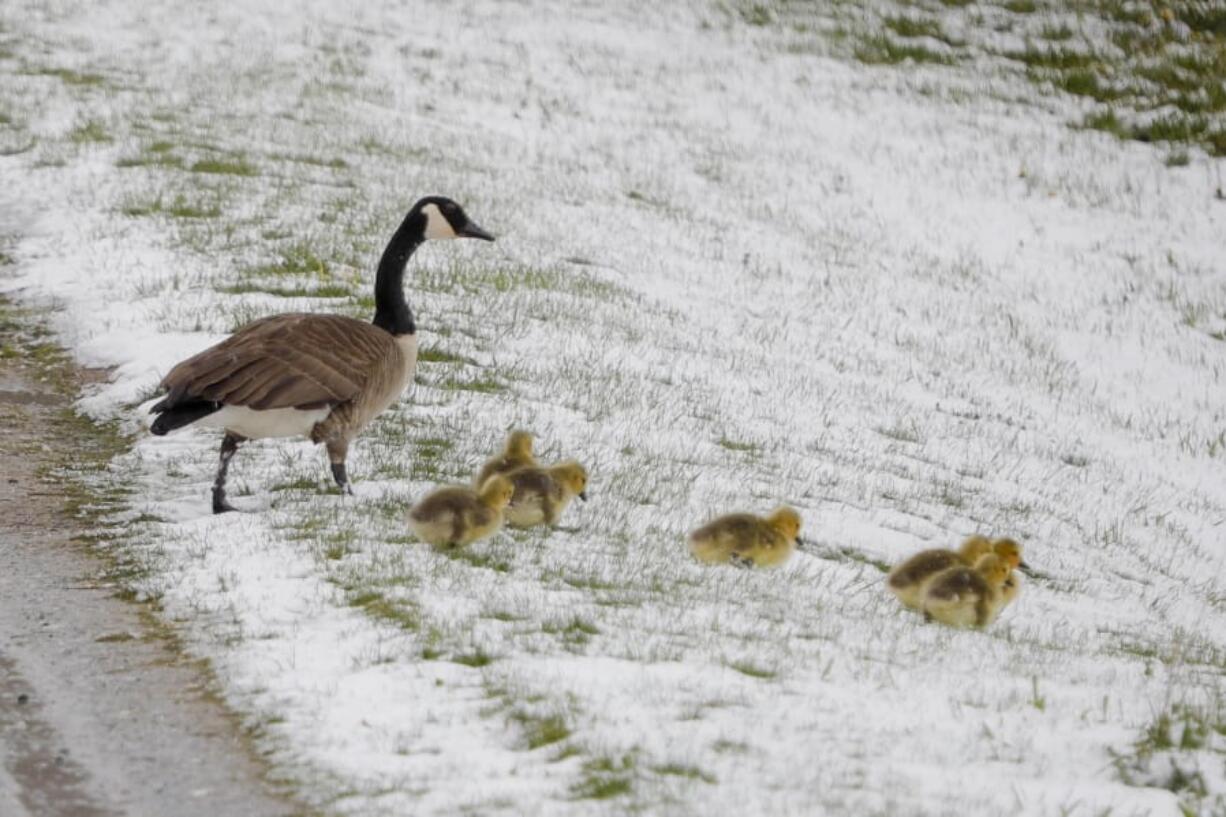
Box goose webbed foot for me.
[212,489,240,515]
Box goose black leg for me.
[326,439,353,496]
[330,462,353,495]
[212,432,245,514]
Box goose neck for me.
[372,222,421,336]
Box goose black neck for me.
[371,216,423,336]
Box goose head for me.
[505,430,534,460]
[766,506,802,543]
[479,474,516,509]
[412,196,495,242]
[551,461,589,501]
[992,537,1028,571]
[972,553,1011,588]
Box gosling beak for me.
[578,491,588,502]
[795,536,808,550]
[1018,560,1031,571]
[459,220,495,241]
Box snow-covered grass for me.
[2,0,1225,814]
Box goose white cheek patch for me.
[421,203,457,239]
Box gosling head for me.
[973,553,1010,587]
[766,506,803,542]
[992,537,1028,571]
[479,474,516,509]
[505,430,534,460]
[958,535,993,563]
[411,196,495,242]
[551,461,589,501]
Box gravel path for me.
[0,356,302,817]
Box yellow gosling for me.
[503,461,588,528]
[474,430,536,488]
[921,553,1011,629]
[887,535,993,611]
[688,506,802,568]
[407,475,515,549]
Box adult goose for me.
[149,196,494,513]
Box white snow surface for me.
[2,0,1225,815]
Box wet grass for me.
[190,156,258,176]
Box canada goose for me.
[688,506,802,568]
[502,460,588,528]
[474,430,536,488]
[887,535,993,611]
[921,553,1011,628]
[148,196,494,513]
[407,475,515,548]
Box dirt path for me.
[0,341,303,816]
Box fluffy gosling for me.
[887,535,993,611]
[921,553,1012,629]
[688,506,802,568]
[474,430,536,488]
[503,461,588,528]
[407,475,515,549]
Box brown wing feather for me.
[159,314,397,411]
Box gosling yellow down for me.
[688,506,802,568]
[474,430,536,489]
[503,461,588,528]
[887,535,993,611]
[921,553,1012,629]
[407,475,515,549]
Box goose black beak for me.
[578,491,588,502]
[459,221,495,241]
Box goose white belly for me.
[196,405,332,439]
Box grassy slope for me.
[2,0,1226,815]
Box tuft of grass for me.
[728,660,776,680]
[123,194,220,219]
[218,282,351,298]
[31,66,105,86]
[652,763,717,784]
[717,435,758,453]
[740,4,773,26]
[417,346,475,365]
[855,35,955,66]
[452,649,494,668]
[512,712,572,750]
[69,120,110,144]
[571,755,635,801]
[348,590,420,631]
[190,156,257,176]
[437,375,504,394]
[1082,108,1129,139]
[245,243,330,278]
[883,16,944,40]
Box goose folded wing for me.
[158,315,394,411]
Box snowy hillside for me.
[2,0,1225,814]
